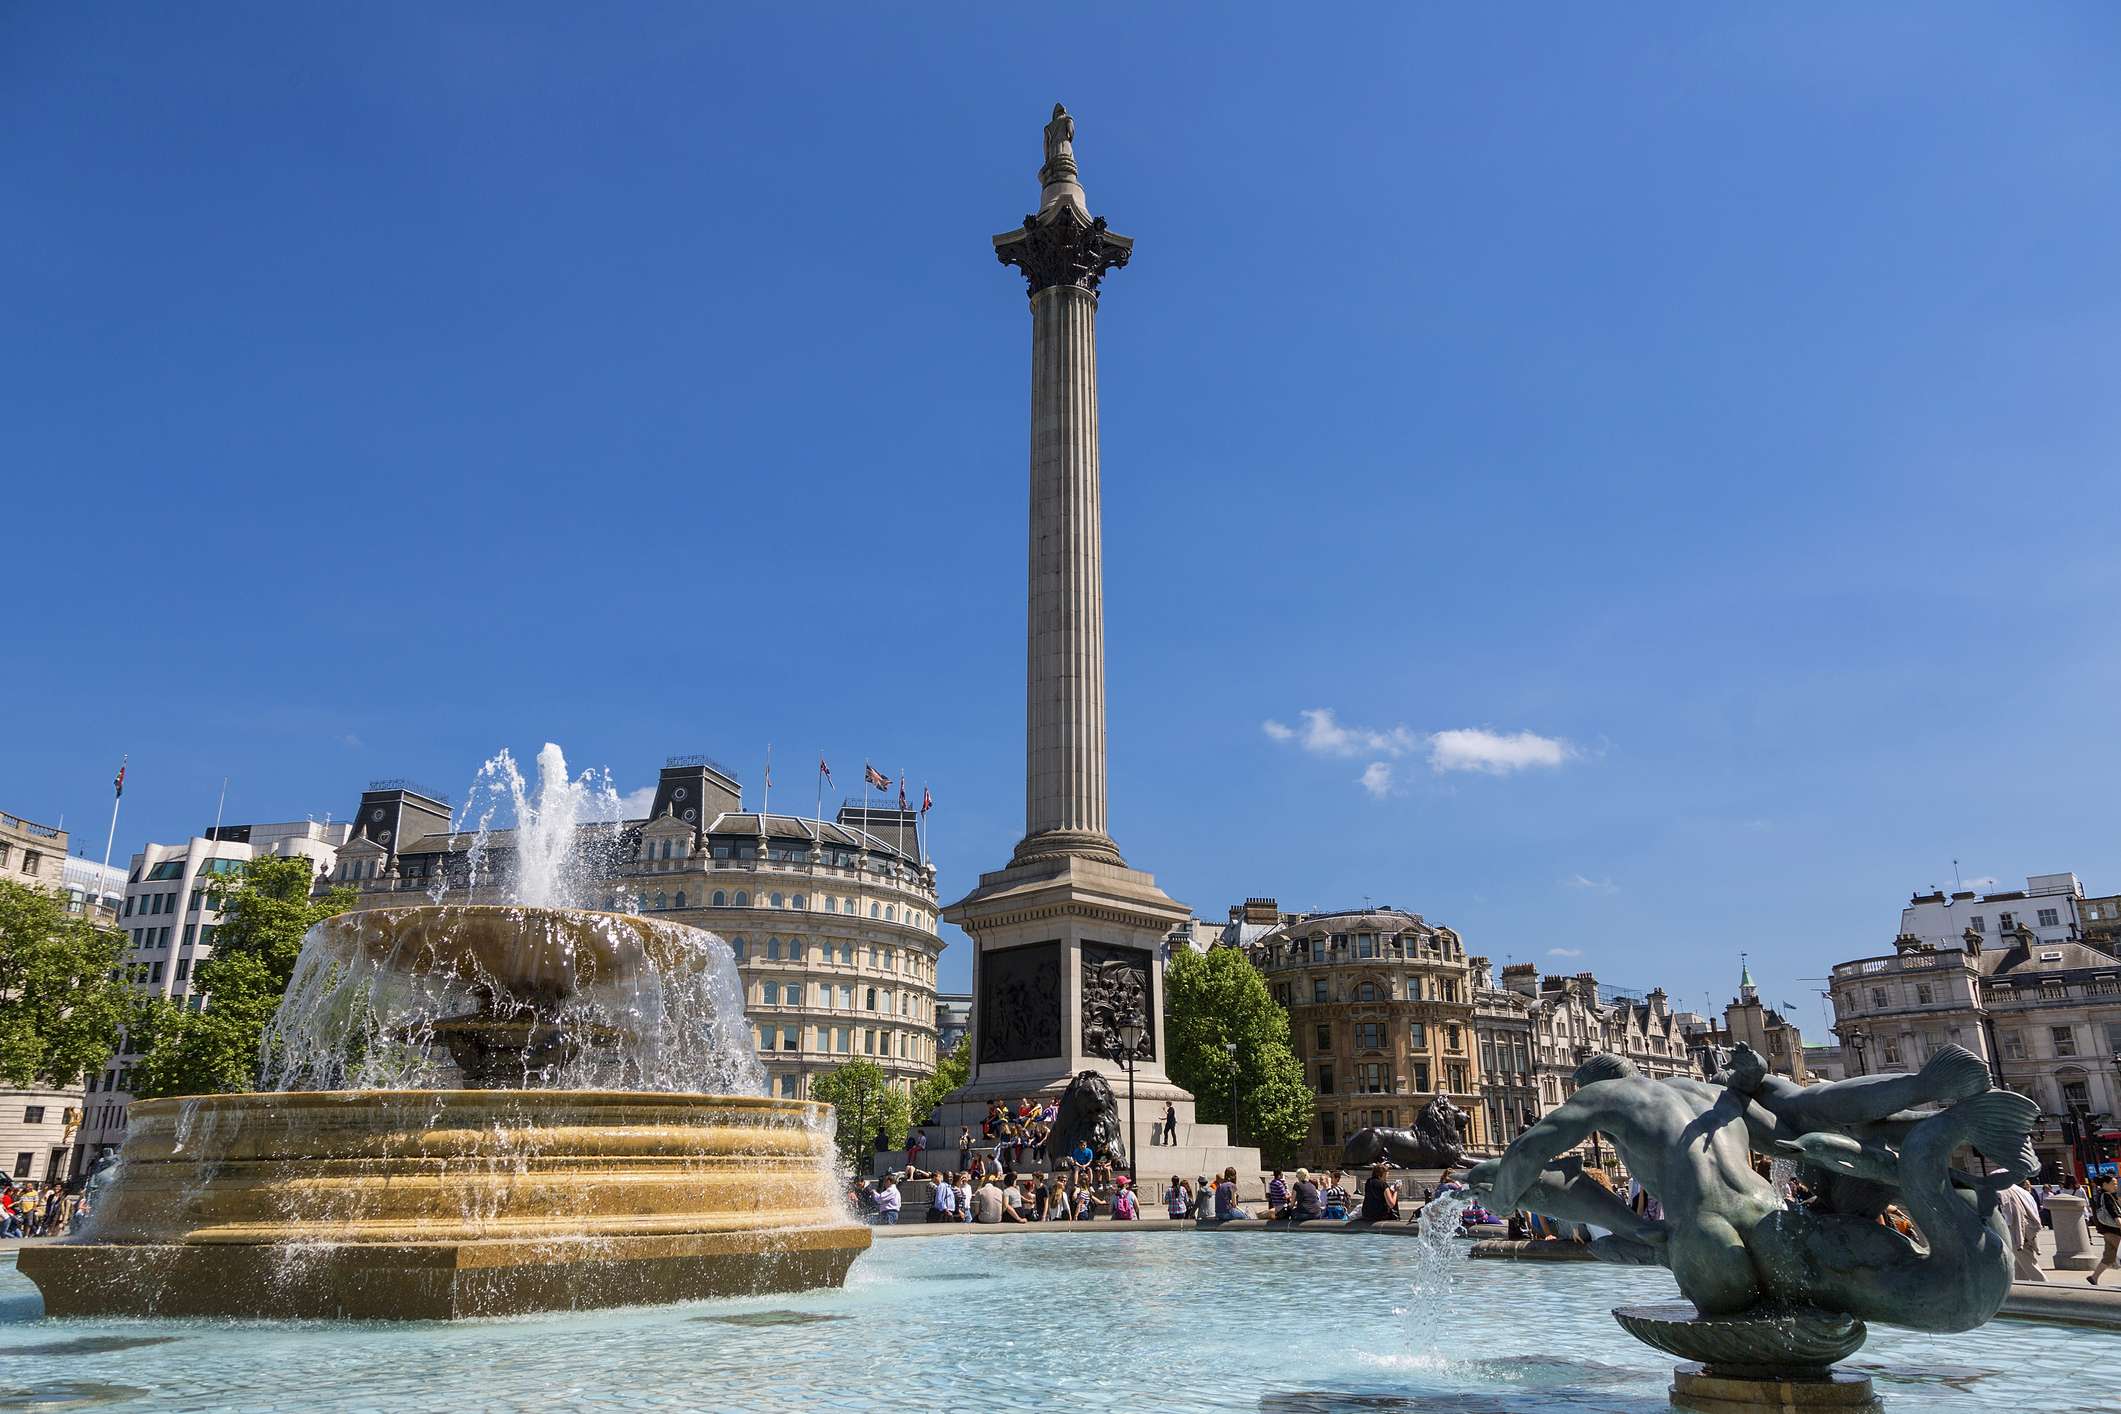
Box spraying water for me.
[443,743,626,910]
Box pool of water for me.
[2,1233,2112,1412]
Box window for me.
[789,939,804,962]
[1357,1063,1387,1094]
[1314,1023,1330,1050]
[123,896,134,917]
[19,854,38,879]
[792,894,806,910]
[866,987,878,1011]
[2037,908,2060,928]
[1413,1060,1431,1092]
[870,903,880,919]
[825,897,837,913]
[1355,982,1377,1002]
[762,982,779,1005]
[1317,1064,1334,1092]
[1409,1021,1426,1049]
[1446,1024,1462,1051]
[1870,988,1887,1009]
[151,961,164,982]
[840,985,854,1009]
[782,1027,799,1053]
[2052,1026,2078,1058]
[1970,915,1985,933]
[22,1107,43,1125]
[1357,935,1375,959]
[836,1027,851,1054]
[770,892,783,908]
[1916,983,1932,1004]
[1311,979,1327,1004]
[11,1153,28,1179]
[778,1074,798,1098]
[712,890,726,907]
[1354,1022,1386,1049]
[175,958,189,980]
[766,938,781,961]
[1999,912,2015,929]
[674,890,686,909]
[1881,1036,1901,1065]
[759,1026,778,1052]
[653,892,666,910]
[2062,1077,2091,1111]
[733,891,750,908]
[1320,1112,1336,1145]
[730,938,746,960]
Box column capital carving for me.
[992,207,1133,298]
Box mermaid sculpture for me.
[1462,1042,2037,1387]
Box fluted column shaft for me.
[1019,284,1119,863]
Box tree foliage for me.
[808,1058,913,1172]
[910,1039,969,1126]
[130,856,355,1099]
[0,878,130,1089]
[1163,946,1314,1164]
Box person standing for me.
[2088,1173,2121,1285]
[928,1171,958,1223]
[1167,1176,1189,1220]
[1111,1176,1138,1220]
[1162,1101,1178,1146]
[1997,1178,2045,1283]
[958,1125,973,1172]
[873,1176,901,1226]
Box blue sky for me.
[7,5,2119,1028]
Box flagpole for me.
[99,755,127,884]
[763,744,772,815]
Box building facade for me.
[1245,906,1488,1168]
[1471,959,1537,1147]
[1900,874,2088,951]
[78,819,351,1166]
[1830,922,2121,1180]
[335,758,946,1103]
[0,809,96,1182]
[1683,961,1810,1082]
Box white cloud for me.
[1564,874,1618,894]
[1357,762,1394,798]
[339,733,364,750]
[1260,707,1421,759]
[1961,875,1999,891]
[1548,946,1585,958]
[585,786,660,822]
[1427,728,1573,775]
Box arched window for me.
[790,939,805,961]
[674,890,686,909]
[870,902,880,919]
[767,937,782,961]
[660,840,672,860]
[845,897,856,914]
[770,892,784,908]
[865,987,877,1010]
[734,891,750,908]
[654,891,666,911]
[730,937,746,960]
[825,897,837,913]
[763,981,779,1005]
[792,894,806,910]
[884,905,896,922]
[1356,982,1376,1002]
[712,890,726,907]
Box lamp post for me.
[1113,1020,1145,1191]
[1223,1039,1239,1144]
[1844,1030,1868,1078]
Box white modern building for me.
[78,819,351,1167]
[1900,873,2087,950]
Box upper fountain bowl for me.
[263,903,766,1095]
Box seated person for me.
[1290,1168,1324,1222]
[1358,1163,1400,1222]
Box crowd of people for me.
[0,1179,79,1237]
[851,1167,1145,1224]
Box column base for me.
[1010,829,1126,869]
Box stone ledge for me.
[1996,1282,2121,1330]
[1469,1238,1600,1261]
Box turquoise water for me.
[2,1234,2112,1412]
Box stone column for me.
[993,104,1132,871]
[1024,282,1108,851]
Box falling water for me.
[1398,1189,1474,1366]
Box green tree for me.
[910,1039,968,1126]
[131,855,355,1098]
[808,1058,913,1172]
[1163,946,1314,1164]
[0,878,130,1088]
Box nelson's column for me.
[937,106,1260,1186]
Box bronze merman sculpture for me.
[1461,1043,2037,1404]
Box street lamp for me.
[1844,1031,1868,1078]
[1113,1019,1146,1191]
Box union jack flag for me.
[864,763,890,792]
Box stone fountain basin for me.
[22,1090,870,1320]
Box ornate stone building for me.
[1471,959,1537,1147]
[1831,921,2121,1180]
[1245,906,1487,1168]
[1491,964,1690,1161]
[1682,961,1809,1081]
[334,758,945,1103]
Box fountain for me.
[21,744,869,1320]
